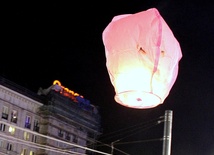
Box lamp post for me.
[162,110,173,155]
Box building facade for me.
[0,77,101,155]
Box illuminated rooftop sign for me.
[52,80,83,102]
[52,80,93,111]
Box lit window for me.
[9,126,15,135]
[25,116,31,129]
[2,106,9,120]
[30,151,34,155]
[11,110,17,123]
[24,132,30,141]
[21,148,27,155]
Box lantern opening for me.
[115,90,161,109]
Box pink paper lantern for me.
[102,8,182,109]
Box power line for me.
[99,116,164,142]
[115,138,163,145]
[101,116,165,155]
[112,119,163,143]
[87,138,131,155]
[0,135,83,155]
[0,120,111,155]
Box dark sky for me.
[1,1,214,155]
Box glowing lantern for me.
[102,8,182,109]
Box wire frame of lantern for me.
[102,8,182,109]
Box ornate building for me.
[0,76,101,155]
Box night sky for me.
[1,1,214,155]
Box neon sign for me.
[52,80,84,102]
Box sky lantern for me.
[102,8,182,109]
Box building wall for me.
[37,90,101,155]
[0,84,43,155]
[0,78,102,155]
[37,115,88,154]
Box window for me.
[2,106,8,120]
[24,132,30,141]
[9,126,15,135]
[58,129,64,137]
[65,132,70,141]
[31,135,37,143]
[78,138,85,146]
[30,151,34,155]
[33,119,39,132]
[11,110,17,123]
[0,123,6,132]
[58,142,65,148]
[0,140,3,148]
[73,135,78,143]
[7,143,12,151]
[25,115,31,129]
[21,148,27,155]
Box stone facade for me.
[0,77,101,155]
